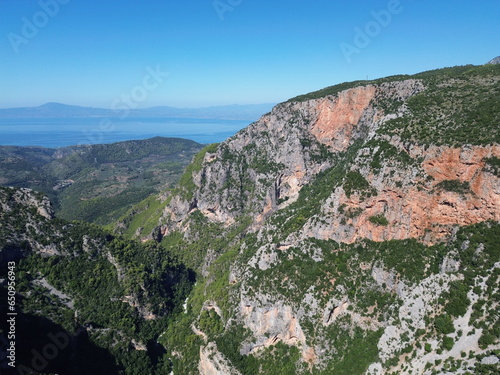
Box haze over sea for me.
[0,117,249,148]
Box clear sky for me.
[0,0,499,108]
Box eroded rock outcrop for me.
[296,144,500,245]
[199,342,242,375]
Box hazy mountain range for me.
[0,102,276,121]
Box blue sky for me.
[0,0,499,108]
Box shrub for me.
[369,214,389,226]
[442,336,455,351]
[478,332,496,349]
[435,180,471,195]
[434,314,455,334]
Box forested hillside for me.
[0,187,194,374]
[0,137,203,224]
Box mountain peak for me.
[38,102,84,109]
[487,56,500,64]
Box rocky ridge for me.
[154,64,500,375]
[157,76,499,245]
[487,56,500,65]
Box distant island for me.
[0,102,276,121]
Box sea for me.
[0,117,252,148]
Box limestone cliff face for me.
[0,187,58,261]
[156,66,500,374]
[157,77,498,245]
[310,84,377,151]
[296,144,500,245]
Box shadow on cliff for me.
[0,304,121,375]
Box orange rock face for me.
[310,85,376,151]
[422,146,499,184]
[329,145,500,244]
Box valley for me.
[0,137,203,225]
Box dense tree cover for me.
[0,137,203,225]
[0,189,195,374]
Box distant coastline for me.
[0,102,275,121]
[0,116,250,148]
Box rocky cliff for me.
[153,64,500,374]
[0,186,193,374]
[157,69,499,246]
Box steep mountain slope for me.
[487,56,500,65]
[0,137,203,224]
[128,64,500,374]
[0,187,194,374]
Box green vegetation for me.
[287,74,410,102]
[484,156,500,177]
[0,137,203,225]
[3,62,500,374]
[343,171,376,199]
[434,314,455,335]
[378,64,500,146]
[369,214,389,226]
[0,187,194,374]
[443,280,471,317]
[271,165,342,236]
[233,221,498,373]
[198,309,224,337]
[325,327,384,375]
[442,336,455,351]
[435,180,472,196]
[478,333,497,349]
[161,211,251,272]
[177,143,219,201]
[338,204,363,219]
[363,139,417,171]
[59,185,156,224]
[214,324,260,374]
[258,343,301,375]
[271,141,377,237]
